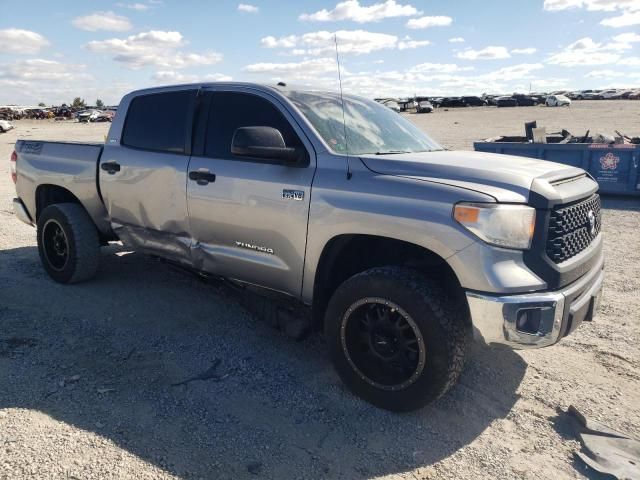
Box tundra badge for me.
[235,241,274,255]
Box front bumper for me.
[13,198,34,226]
[467,256,604,349]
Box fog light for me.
[516,309,542,334]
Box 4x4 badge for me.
[282,189,304,201]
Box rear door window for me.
[122,90,194,154]
[204,92,304,161]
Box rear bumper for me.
[467,256,604,349]
[13,198,34,226]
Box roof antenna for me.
[334,34,352,180]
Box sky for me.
[1,0,639,105]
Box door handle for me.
[101,161,121,174]
[189,169,216,185]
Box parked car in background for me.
[398,99,418,111]
[600,89,621,100]
[495,96,517,107]
[382,99,401,113]
[546,95,572,107]
[438,97,467,108]
[512,94,539,106]
[574,90,602,100]
[0,120,15,133]
[76,110,102,122]
[461,96,486,107]
[416,100,434,113]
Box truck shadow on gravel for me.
[0,244,527,479]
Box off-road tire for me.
[37,203,100,284]
[325,266,467,412]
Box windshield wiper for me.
[374,150,410,155]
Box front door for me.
[186,88,316,297]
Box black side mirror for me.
[231,126,300,165]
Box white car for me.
[76,110,102,123]
[0,120,15,133]
[546,95,571,107]
[600,89,620,99]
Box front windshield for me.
[283,90,443,155]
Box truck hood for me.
[359,150,585,203]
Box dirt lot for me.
[1,101,639,479]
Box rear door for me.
[186,87,316,296]
[99,88,196,264]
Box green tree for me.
[38,102,46,107]
[71,97,86,109]
[95,99,105,109]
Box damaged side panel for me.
[99,145,193,264]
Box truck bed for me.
[14,140,112,233]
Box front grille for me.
[546,194,601,264]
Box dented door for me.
[100,88,196,264]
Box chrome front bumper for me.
[13,198,34,226]
[467,257,604,349]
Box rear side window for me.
[205,92,304,160]
[122,90,193,153]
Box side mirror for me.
[231,126,300,165]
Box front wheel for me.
[325,267,468,412]
[37,203,100,284]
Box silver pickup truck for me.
[11,83,604,411]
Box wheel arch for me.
[310,234,470,330]
[35,184,114,243]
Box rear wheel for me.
[325,267,467,412]
[37,203,100,284]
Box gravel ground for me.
[0,101,639,479]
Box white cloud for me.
[543,0,640,11]
[397,38,431,50]
[238,3,259,13]
[0,59,93,84]
[241,57,551,98]
[546,34,639,66]
[448,37,465,43]
[543,0,640,27]
[585,69,624,77]
[86,31,222,69]
[72,11,132,32]
[300,0,421,23]
[406,15,452,29]
[152,71,233,83]
[619,56,640,65]
[612,32,640,42]
[261,30,398,55]
[243,57,338,79]
[512,47,537,55]
[601,10,640,26]
[411,62,473,73]
[117,3,150,11]
[0,28,50,54]
[482,63,544,81]
[457,46,511,60]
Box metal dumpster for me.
[474,140,640,196]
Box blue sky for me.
[1,0,639,105]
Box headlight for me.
[454,203,536,249]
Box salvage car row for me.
[378,88,640,113]
[0,105,116,123]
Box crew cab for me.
[11,83,604,411]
